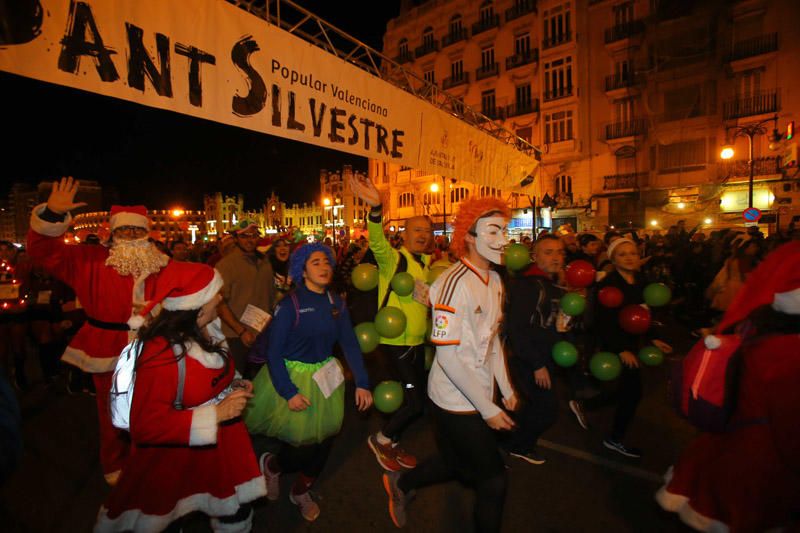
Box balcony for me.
[506,49,539,70]
[605,119,647,140]
[414,41,439,59]
[722,90,780,120]
[603,172,646,191]
[394,51,413,64]
[604,72,643,93]
[543,85,573,102]
[727,33,778,71]
[505,0,537,22]
[472,14,500,36]
[476,62,499,81]
[441,28,469,48]
[442,72,470,90]
[722,156,781,178]
[542,31,571,50]
[505,99,540,118]
[604,20,645,44]
[482,107,505,121]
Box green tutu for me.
[243,357,345,446]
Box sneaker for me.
[569,400,589,430]
[289,490,320,522]
[368,434,402,472]
[382,471,407,527]
[260,453,280,501]
[603,438,642,459]
[12,372,30,393]
[508,449,546,465]
[391,443,417,469]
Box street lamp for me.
[720,116,778,209]
[430,177,455,237]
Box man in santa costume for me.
[27,177,170,485]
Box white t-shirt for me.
[427,258,514,419]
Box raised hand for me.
[348,174,381,208]
[47,176,87,214]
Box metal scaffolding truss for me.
[226,0,541,160]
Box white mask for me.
[473,216,508,265]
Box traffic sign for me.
[743,207,762,222]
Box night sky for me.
[2,0,401,210]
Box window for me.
[451,59,464,79]
[544,110,574,143]
[422,27,434,48]
[663,84,707,121]
[424,192,440,205]
[481,89,496,115]
[614,59,631,79]
[544,56,573,100]
[424,69,435,84]
[543,3,571,48]
[615,97,634,123]
[480,0,495,24]
[556,175,572,194]
[450,187,470,203]
[516,84,532,107]
[450,14,463,34]
[514,33,531,57]
[481,47,495,68]
[657,139,706,172]
[516,127,532,144]
[479,186,501,197]
[613,1,634,26]
[399,192,415,208]
[737,69,761,99]
[399,38,408,56]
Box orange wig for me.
[449,197,511,258]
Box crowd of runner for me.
[0,176,797,532]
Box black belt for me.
[87,316,130,331]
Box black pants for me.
[226,337,249,376]
[381,344,426,441]
[276,437,335,479]
[584,365,642,440]
[504,360,558,453]
[399,404,507,533]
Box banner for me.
[0,0,538,188]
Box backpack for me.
[670,334,743,433]
[348,251,408,325]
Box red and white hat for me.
[127,262,223,329]
[109,205,149,231]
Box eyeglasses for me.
[114,226,148,237]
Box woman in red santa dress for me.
[95,261,266,532]
[656,241,800,533]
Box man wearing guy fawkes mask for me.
[27,177,170,487]
[382,197,518,533]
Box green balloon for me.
[374,380,404,413]
[552,341,578,367]
[590,352,622,381]
[638,345,664,367]
[374,306,407,339]
[424,344,435,370]
[351,263,379,292]
[391,272,415,297]
[504,243,531,271]
[354,322,380,354]
[560,292,587,316]
[644,283,672,307]
[428,266,448,284]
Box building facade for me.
[377,0,800,233]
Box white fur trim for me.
[94,476,266,533]
[127,315,146,330]
[189,405,218,446]
[656,469,730,533]
[210,508,253,533]
[29,203,72,237]
[61,346,118,373]
[772,287,800,315]
[186,342,225,369]
[704,335,722,350]
[163,270,223,311]
[109,211,149,231]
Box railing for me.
[542,31,571,49]
[605,119,647,140]
[722,156,781,177]
[394,51,414,64]
[482,107,505,121]
[472,14,500,35]
[506,49,539,70]
[475,62,499,81]
[414,41,439,58]
[603,172,646,190]
[442,72,470,90]
[723,90,780,120]
[543,85,574,101]
[505,99,540,118]
[728,33,778,62]
[604,20,645,44]
[505,0,537,22]
[604,72,643,92]
[441,28,469,48]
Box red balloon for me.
[565,260,596,288]
[598,286,624,308]
[619,304,651,335]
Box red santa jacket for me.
[27,205,165,373]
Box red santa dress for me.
[95,336,266,532]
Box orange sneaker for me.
[391,443,417,469]
[368,434,402,471]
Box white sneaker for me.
[289,490,320,522]
[260,453,280,501]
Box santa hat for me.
[450,197,511,258]
[109,205,149,231]
[127,262,223,330]
[606,237,636,260]
[704,241,800,349]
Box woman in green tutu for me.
[244,242,372,521]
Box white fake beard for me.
[105,237,169,278]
